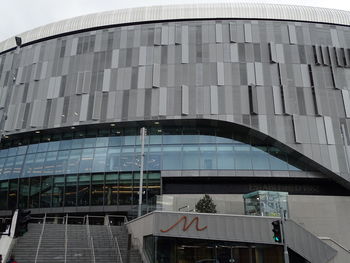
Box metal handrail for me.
[86,216,95,263]
[90,236,96,263]
[319,236,350,253]
[64,214,68,263]
[107,218,123,263]
[34,214,46,263]
[114,236,124,263]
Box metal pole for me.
[281,210,289,263]
[138,127,146,217]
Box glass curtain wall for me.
[0,172,160,211]
[0,126,312,180]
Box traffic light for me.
[0,220,7,233]
[15,209,31,237]
[272,220,282,243]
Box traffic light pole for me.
[281,211,290,263]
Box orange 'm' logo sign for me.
[160,216,208,233]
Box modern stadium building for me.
[0,2,350,262]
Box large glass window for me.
[65,175,77,206]
[91,174,104,205]
[52,176,64,207]
[19,178,29,209]
[8,179,18,209]
[78,175,90,206]
[41,176,53,208]
[162,146,182,170]
[0,181,8,209]
[92,148,107,172]
[105,173,118,206]
[119,173,132,205]
[79,149,94,173]
[235,145,252,170]
[29,177,41,208]
[182,146,200,170]
[66,150,81,174]
[0,125,314,178]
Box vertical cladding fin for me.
[292,114,303,143]
[92,92,102,120]
[181,85,189,115]
[316,117,327,144]
[161,25,169,45]
[139,47,147,66]
[217,62,224,86]
[288,24,297,44]
[4,104,17,131]
[248,85,258,114]
[159,87,167,116]
[79,94,89,122]
[152,64,160,88]
[330,29,340,47]
[216,23,223,43]
[111,49,119,68]
[254,62,263,86]
[247,63,256,85]
[106,91,116,120]
[269,43,277,63]
[210,85,218,115]
[324,116,335,145]
[230,43,239,62]
[181,44,189,64]
[342,90,350,118]
[243,23,252,43]
[70,38,78,56]
[102,69,111,92]
[272,86,283,115]
[276,44,285,63]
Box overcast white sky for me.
[1,0,350,42]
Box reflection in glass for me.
[0,181,8,209]
[8,180,18,209]
[235,145,252,169]
[92,148,107,172]
[79,149,94,173]
[78,175,90,206]
[182,146,199,170]
[163,146,182,170]
[91,174,104,205]
[19,178,29,209]
[65,175,77,206]
[119,173,132,205]
[105,173,118,205]
[41,176,53,208]
[29,177,41,208]
[0,128,312,176]
[53,176,64,207]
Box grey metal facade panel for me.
[3,3,350,53]
[2,19,350,186]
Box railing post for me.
[64,214,68,263]
[34,214,46,263]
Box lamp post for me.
[137,127,147,217]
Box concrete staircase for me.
[10,223,142,263]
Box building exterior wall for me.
[1,4,350,261]
[1,19,350,186]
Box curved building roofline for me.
[1,2,350,53]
